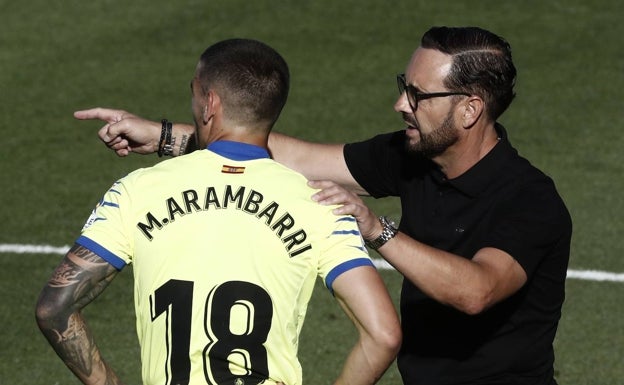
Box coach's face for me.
[395,48,464,158]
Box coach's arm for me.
[35,244,124,385]
[331,265,401,385]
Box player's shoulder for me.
[255,157,308,178]
[120,151,207,183]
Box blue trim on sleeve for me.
[325,258,375,295]
[333,230,361,236]
[75,235,127,270]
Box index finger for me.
[73,107,128,124]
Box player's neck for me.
[208,127,268,150]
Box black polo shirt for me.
[344,125,572,385]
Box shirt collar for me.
[206,140,270,161]
[443,124,518,197]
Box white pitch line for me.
[1,243,623,282]
[370,254,624,282]
[0,243,71,255]
[565,269,624,282]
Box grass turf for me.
[2,0,623,384]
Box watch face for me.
[383,216,397,230]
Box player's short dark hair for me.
[421,26,517,121]
[197,38,290,130]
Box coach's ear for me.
[461,95,484,128]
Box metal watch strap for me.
[365,216,398,250]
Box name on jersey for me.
[137,184,312,257]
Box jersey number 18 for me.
[151,279,273,385]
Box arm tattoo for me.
[48,244,118,308]
[178,134,189,156]
[37,244,123,384]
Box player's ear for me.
[203,91,221,124]
[461,95,484,128]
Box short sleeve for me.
[486,177,572,277]
[344,131,406,198]
[316,215,375,293]
[78,177,135,269]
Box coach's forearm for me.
[268,132,362,191]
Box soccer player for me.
[35,38,401,385]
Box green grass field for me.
[2,0,623,384]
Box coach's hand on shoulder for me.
[74,107,161,156]
[309,180,382,241]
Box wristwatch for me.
[365,216,398,250]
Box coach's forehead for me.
[405,47,453,91]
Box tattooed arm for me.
[35,244,124,385]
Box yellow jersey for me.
[78,141,373,385]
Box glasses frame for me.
[397,73,470,113]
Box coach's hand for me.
[74,107,161,156]
[308,180,382,241]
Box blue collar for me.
[206,140,270,161]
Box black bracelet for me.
[163,121,174,156]
[158,119,167,157]
[158,119,174,157]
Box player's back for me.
[82,143,369,385]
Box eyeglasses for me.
[397,73,469,113]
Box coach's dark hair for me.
[422,26,516,121]
[197,38,290,130]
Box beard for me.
[405,109,459,158]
